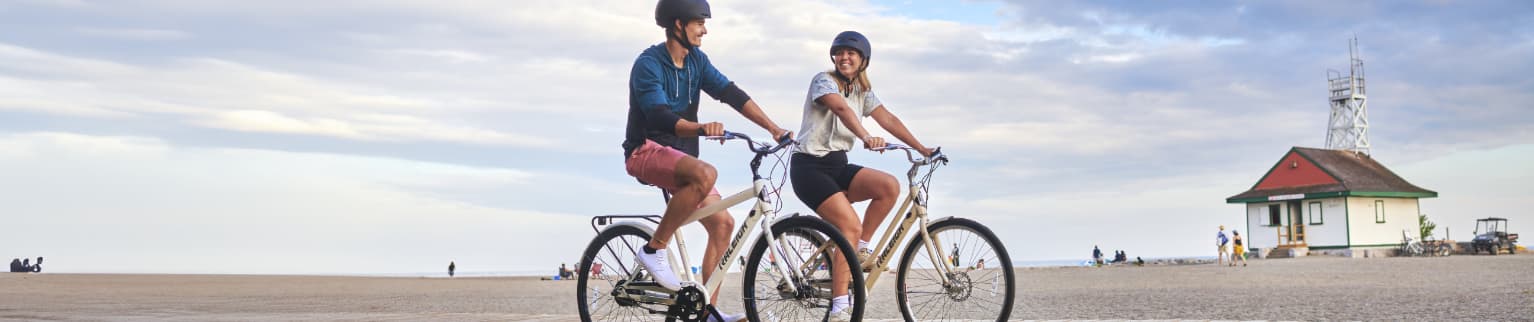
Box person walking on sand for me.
[1216,225,1229,266]
[1231,230,1248,267]
[448,261,456,277]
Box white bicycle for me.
[752,144,1016,321]
[577,131,866,322]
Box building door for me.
[1287,201,1306,244]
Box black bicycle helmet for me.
[655,0,711,29]
[830,31,871,64]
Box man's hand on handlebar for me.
[700,122,725,137]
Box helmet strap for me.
[667,20,699,51]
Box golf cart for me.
[1471,217,1519,255]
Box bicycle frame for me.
[597,133,812,310]
[861,148,953,289]
[800,145,954,290]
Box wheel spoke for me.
[897,221,1015,321]
[579,228,666,322]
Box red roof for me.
[1226,147,1437,203]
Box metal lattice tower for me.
[1326,37,1369,155]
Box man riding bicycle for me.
[623,0,791,321]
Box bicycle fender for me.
[926,216,958,226]
[768,212,808,226]
[597,221,658,237]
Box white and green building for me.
[1226,147,1437,257]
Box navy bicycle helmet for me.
[830,31,871,66]
[655,0,711,29]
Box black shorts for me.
[790,151,864,211]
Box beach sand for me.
[1,255,1530,321]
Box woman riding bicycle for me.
[788,30,937,322]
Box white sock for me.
[858,240,870,252]
[830,294,850,313]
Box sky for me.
[1,0,1530,275]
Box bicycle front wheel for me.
[577,224,669,322]
[742,215,865,322]
[896,217,1015,321]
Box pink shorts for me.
[626,140,720,199]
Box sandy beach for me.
[2,255,1530,321]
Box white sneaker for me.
[635,247,681,291]
[706,311,745,322]
[827,307,853,322]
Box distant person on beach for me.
[1216,225,1229,266]
[449,261,456,277]
[8,258,18,272]
[1231,231,1247,267]
[21,258,30,272]
[1135,256,1144,266]
[33,257,42,273]
[1092,245,1104,266]
[560,263,574,280]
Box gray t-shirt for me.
[795,72,883,157]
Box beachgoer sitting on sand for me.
[32,257,42,273]
[8,258,19,273]
[1135,256,1144,266]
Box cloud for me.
[74,27,191,41]
[0,0,1529,270]
[0,131,621,274]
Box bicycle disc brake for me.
[945,272,974,301]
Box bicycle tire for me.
[895,217,1015,322]
[742,215,865,322]
[577,224,675,322]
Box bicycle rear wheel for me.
[742,215,865,322]
[896,217,1015,321]
[577,224,671,322]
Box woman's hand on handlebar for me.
[861,136,887,151]
[769,127,792,144]
[917,146,936,158]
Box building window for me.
[1268,204,1282,227]
[1374,200,1386,223]
[1309,202,1323,225]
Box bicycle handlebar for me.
[872,144,949,165]
[703,130,795,155]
